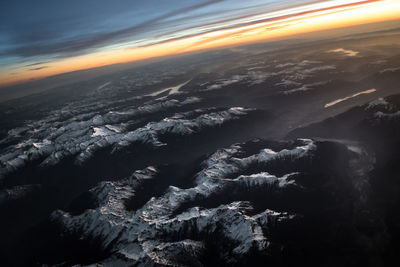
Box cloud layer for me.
[1,0,369,67]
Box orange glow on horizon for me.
[1,0,400,87]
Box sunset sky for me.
[1,0,399,87]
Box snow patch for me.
[366,97,393,110]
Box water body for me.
[325,88,376,108]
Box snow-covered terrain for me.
[2,30,400,266]
[0,95,254,179]
[202,59,336,92]
[51,139,319,265]
[364,96,400,120]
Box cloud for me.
[1,0,227,60]
[328,48,359,57]
[0,0,381,70]
[281,81,328,95]
[28,66,49,71]
[24,61,51,67]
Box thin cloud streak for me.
[28,66,49,71]
[1,0,227,59]
[128,0,383,50]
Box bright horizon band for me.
[1,0,399,87]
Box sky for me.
[0,0,399,87]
